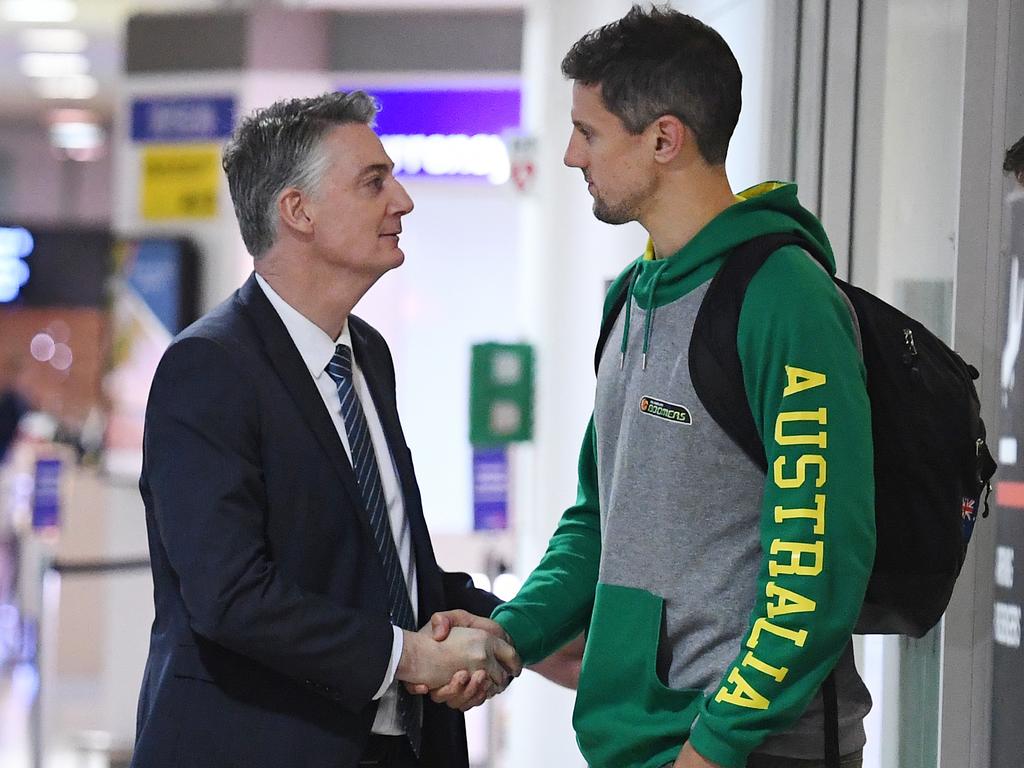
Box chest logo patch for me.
[639,396,692,425]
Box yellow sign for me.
[141,144,220,220]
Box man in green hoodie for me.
[423,6,874,767]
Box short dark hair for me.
[1005,135,1024,185]
[561,3,741,165]
[222,91,378,258]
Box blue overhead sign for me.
[131,96,236,142]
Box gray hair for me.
[222,91,378,258]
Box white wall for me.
[674,0,771,190]
[355,179,524,536]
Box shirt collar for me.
[254,272,351,380]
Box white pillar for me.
[505,2,641,766]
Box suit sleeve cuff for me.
[373,626,404,701]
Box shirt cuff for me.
[372,625,404,701]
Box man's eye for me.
[368,176,385,190]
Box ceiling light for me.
[49,121,104,150]
[51,343,73,371]
[32,75,98,100]
[2,0,77,23]
[19,28,87,53]
[30,333,55,363]
[20,52,89,78]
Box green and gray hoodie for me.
[492,182,876,768]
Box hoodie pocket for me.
[573,582,704,768]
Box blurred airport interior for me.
[0,1,1022,767]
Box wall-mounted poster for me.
[104,237,199,477]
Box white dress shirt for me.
[255,274,417,735]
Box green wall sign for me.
[469,342,534,445]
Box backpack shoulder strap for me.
[689,232,818,472]
[594,264,638,373]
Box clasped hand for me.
[396,609,521,711]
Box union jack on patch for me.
[962,497,977,520]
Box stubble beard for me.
[592,198,635,225]
[590,177,655,226]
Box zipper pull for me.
[902,328,919,367]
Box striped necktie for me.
[325,343,421,754]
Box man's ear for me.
[277,187,314,238]
[651,115,689,165]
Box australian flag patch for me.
[961,496,978,541]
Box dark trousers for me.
[358,735,419,768]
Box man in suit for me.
[131,91,520,768]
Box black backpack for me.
[595,232,997,766]
[597,231,996,635]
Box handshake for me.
[396,609,522,712]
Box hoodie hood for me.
[601,182,835,370]
[603,182,835,318]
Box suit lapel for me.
[350,318,444,620]
[236,275,370,531]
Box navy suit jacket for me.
[132,274,498,768]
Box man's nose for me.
[392,179,414,215]
[563,133,582,168]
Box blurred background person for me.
[0,354,29,463]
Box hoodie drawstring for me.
[641,261,669,370]
[618,266,640,369]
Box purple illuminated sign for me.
[344,88,522,183]
[32,458,62,530]
[473,447,509,531]
[368,89,520,135]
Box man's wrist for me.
[396,629,425,682]
[372,626,404,700]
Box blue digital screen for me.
[0,226,33,303]
[0,225,111,308]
